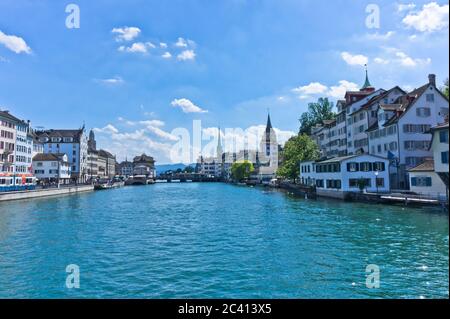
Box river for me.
[0,183,448,298]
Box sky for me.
[0,0,449,163]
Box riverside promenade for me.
[0,185,94,202]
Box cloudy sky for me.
[0,0,448,163]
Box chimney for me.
[428,74,436,86]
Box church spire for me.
[266,111,273,132]
[216,126,223,158]
[361,64,373,90]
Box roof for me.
[322,119,336,126]
[349,86,406,116]
[408,159,434,172]
[431,122,449,131]
[379,103,402,111]
[32,153,68,162]
[98,149,115,158]
[0,110,22,123]
[382,82,435,127]
[316,153,388,164]
[133,153,155,163]
[35,129,84,142]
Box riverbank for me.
[0,185,94,202]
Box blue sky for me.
[0,0,448,163]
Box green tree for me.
[184,166,194,173]
[299,97,336,135]
[231,160,254,182]
[277,134,319,182]
[357,177,368,193]
[441,78,449,99]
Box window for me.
[442,151,449,164]
[349,178,371,188]
[376,178,384,187]
[439,131,449,143]
[347,162,359,172]
[440,108,449,117]
[416,107,431,117]
[316,180,324,188]
[411,177,432,187]
[360,162,372,172]
[377,145,382,153]
[389,142,398,151]
[425,94,434,102]
[374,162,386,171]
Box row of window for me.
[315,161,386,173]
[411,177,432,187]
[404,140,431,151]
[371,142,398,154]
[34,169,70,175]
[15,155,31,163]
[16,144,31,154]
[0,141,15,151]
[315,178,385,189]
[403,124,431,134]
[0,120,15,129]
[369,125,397,140]
[0,130,14,139]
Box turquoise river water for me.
[0,183,448,298]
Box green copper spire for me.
[361,64,373,90]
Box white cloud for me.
[397,3,416,12]
[0,30,32,54]
[395,50,431,67]
[292,80,360,100]
[341,52,368,66]
[327,80,360,98]
[175,37,188,47]
[177,50,196,61]
[112,27,141,41]
[402,2,449,32]
[162,52,172,59]
[95,76,124,85]
[202,125,295,155]
[364,31,395,41]
[92,120,179,163]
[292,82,328,95]
[118,42,154,53]
[171,98,208,113]
[160,42,168,48]
[374,57,390,64]
[93,124,119,134]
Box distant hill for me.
[155,163,195,175]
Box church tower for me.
[360,64,375,93]
[258,112,278,179]
[88,129,96,151]
[216,126,223,159]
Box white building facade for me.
[33,153,71,184]
[36,127,89,183]
[300,154,391,199]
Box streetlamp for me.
[375,170,379,194]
